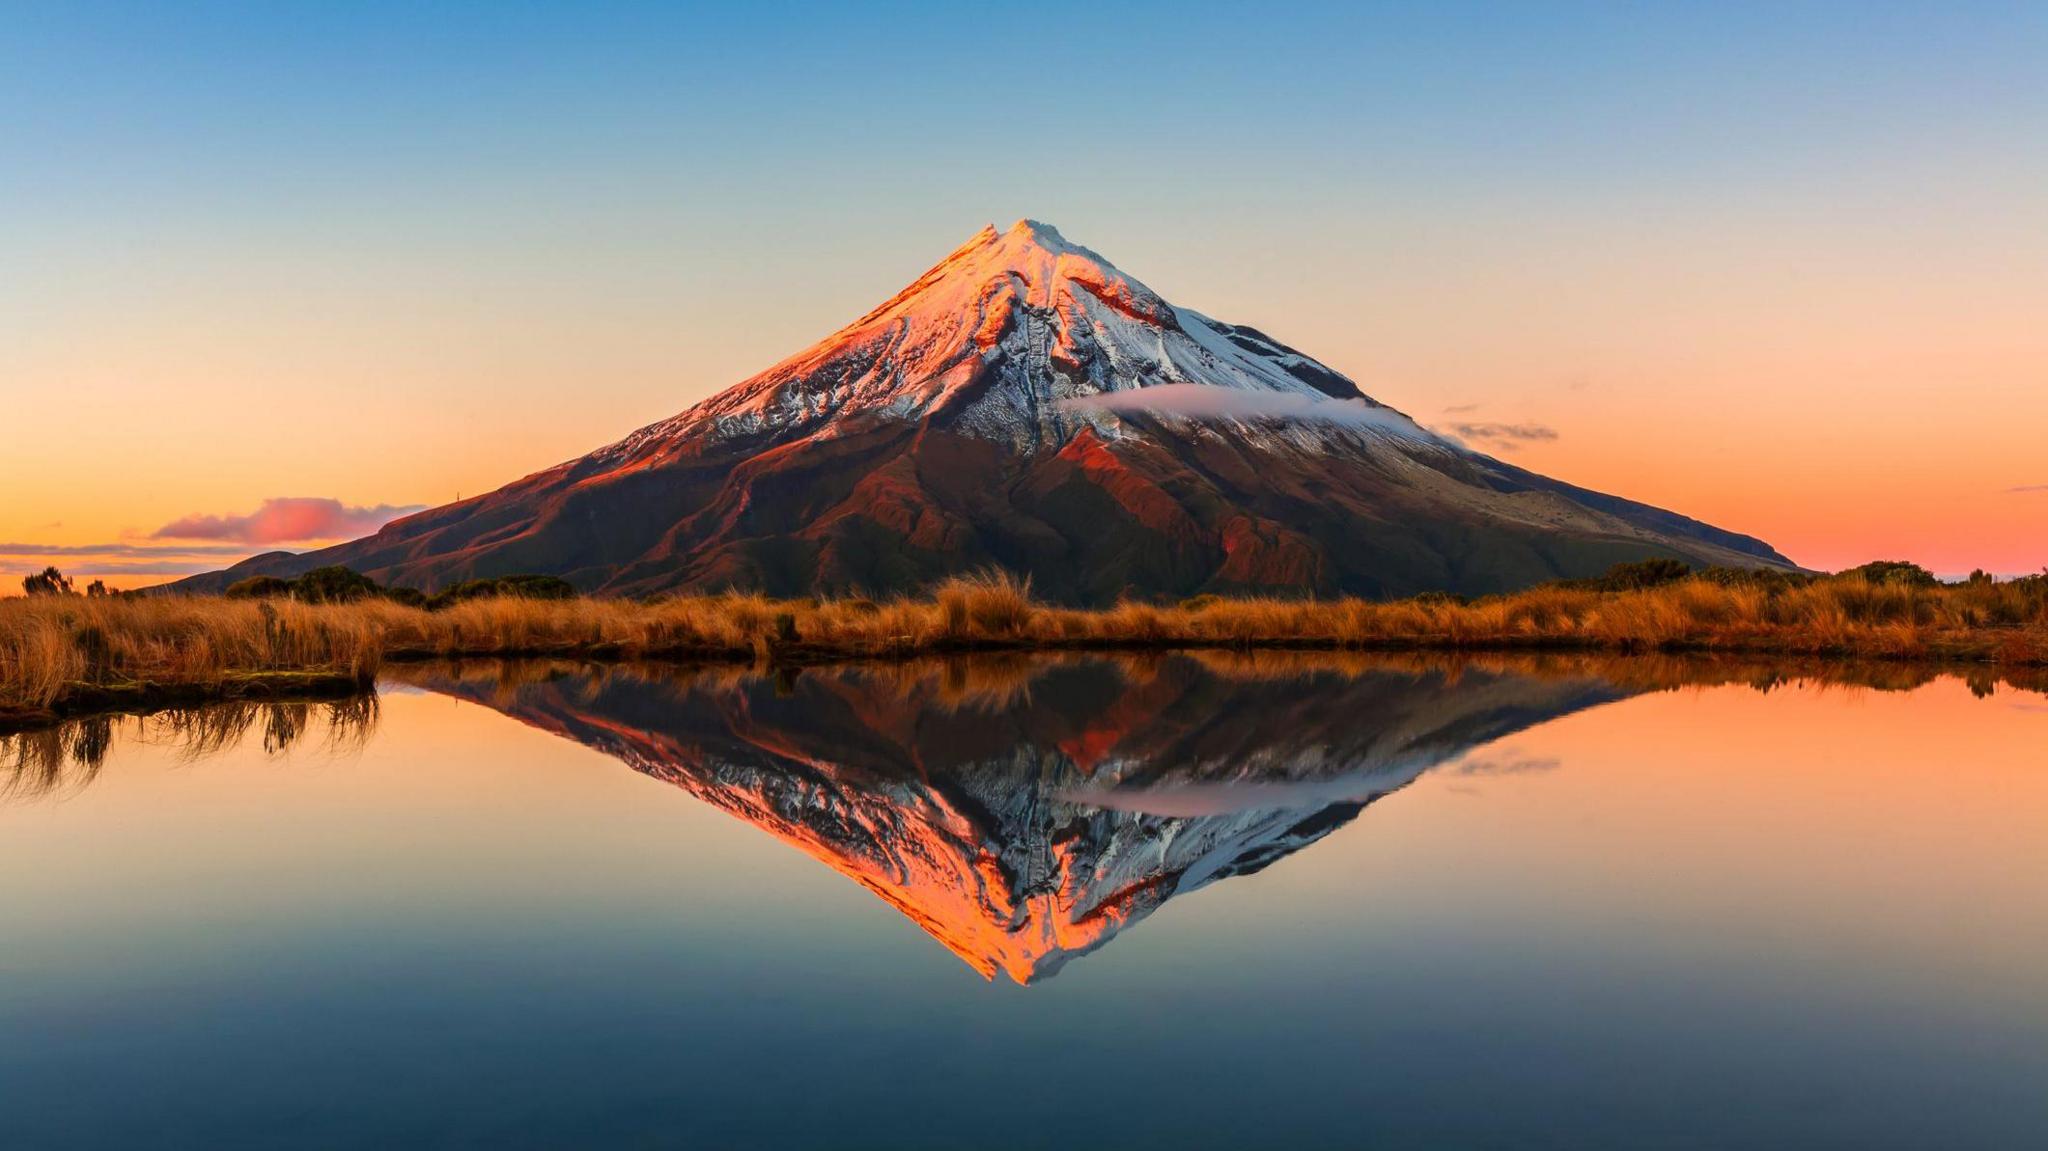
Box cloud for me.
[0,542,271,579]
[1445,752,1562,776]
[1058,384,1435,439]
[150,497,424,545]
[0,541,254,558]
[1437,421,1561,451]
[4,558,232,578]
[1441,402,1481,414]
[2007,484,2048,494]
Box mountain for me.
[395,653,1630,982]
[175,220,1794,602]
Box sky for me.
[3,0,2045,587]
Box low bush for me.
[426,575,577,610]
[1839,560,1940,588]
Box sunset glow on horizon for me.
[5,2,2044,587]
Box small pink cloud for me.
[150,497,425,545]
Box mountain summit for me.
[178,221,1793,601]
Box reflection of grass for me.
[4,568,2047,726]
[1,696,379,801]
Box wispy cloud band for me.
[0,542,255,558]
[1,541,268,578]
[1440,421,1561,447]
[4,558,239,577]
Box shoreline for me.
[5,633,2045,736]
[4,570,2044,733]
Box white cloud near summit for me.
[1058,384,1434,439]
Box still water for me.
[2,653,2043,1149]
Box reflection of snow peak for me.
[405,655,1626,984]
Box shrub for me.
[1590,559,1693,592]
[291,566,386,604]
[1696,566,1812,592]
[227,567,434,607]
[1838,560,1938,588]
[425,575,577,611]
[225,576,294,600]
[22,567,73,597]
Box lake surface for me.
[2,653,2044,1149]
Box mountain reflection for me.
[395,653,1626,983]
[10,653,2037,981]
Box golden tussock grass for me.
[4,569,2046,724]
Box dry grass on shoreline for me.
[3,569,2046,724]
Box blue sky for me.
[10,2,2041,249]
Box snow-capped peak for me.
[837,215,1174,333]
[609,220,1426,457]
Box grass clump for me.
[935,570,1036,639]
